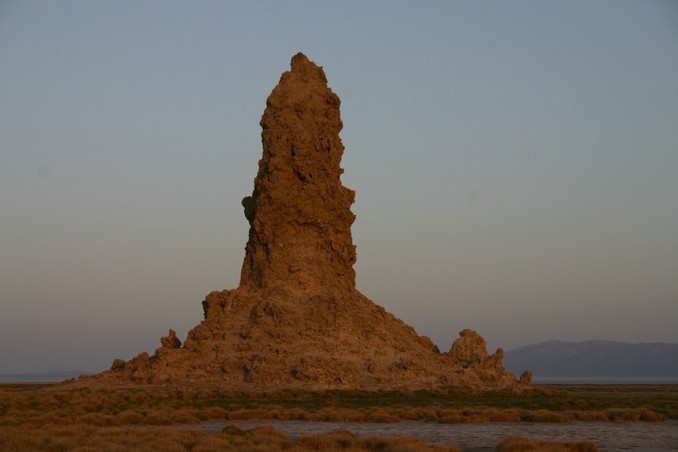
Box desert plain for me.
[2,382,677,451]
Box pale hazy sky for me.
[1,1,677,374]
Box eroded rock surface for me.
[80,53,527,390]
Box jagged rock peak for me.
[240,52,356,293]
[289,52,328,82]
[74,54,529,391]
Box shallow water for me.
[182,419,678,452]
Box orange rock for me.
[80,53,528,390]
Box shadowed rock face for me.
[82,53,526,390]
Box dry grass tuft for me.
[297,429,461,452]
[498,436,599,452]
[524,410,576,423]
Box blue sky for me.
[1,1,677,373]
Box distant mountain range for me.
[504,340,678,379]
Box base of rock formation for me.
[75,53,528,391]
[86,288,523,390]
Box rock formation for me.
[82,53,527,390]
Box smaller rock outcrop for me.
[448,329,513,384]
[450,329,491,366]
[160,329,182,349]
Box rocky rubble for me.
[80,53,528,390]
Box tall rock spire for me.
[240,53,356,292]
[79,53,528,390]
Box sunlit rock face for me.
[240,53,357,293]
[81,53,527,390]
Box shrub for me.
[572,410,609,422]
[438,410,470,424]
[523,411,575,423]
[75,412,119,426]
[562,441,599,452]
[488,411,522,423]
[116,409,144,425]
[197,406,229,421]
[365,408,400,423]
[169,408,201,424]
[277,407,308,420]
[227,408,274,420]
[242,425,292,449]
[498,436,599,452]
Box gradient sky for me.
[1,1,677,374]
